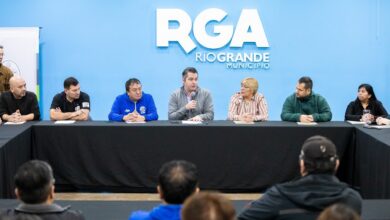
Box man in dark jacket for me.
[1,160,85,220]
[281,76,332,122]
[238,135,362,220]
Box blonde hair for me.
[242,78,258,95]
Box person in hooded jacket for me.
[129,160,199,220]
[238,135,362,220]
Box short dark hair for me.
[317,203,360,220]
[182,67,198,80]
[300,135,338,175]
[158,160,198,204]
[63,77,79,89]
[298,76,313,90]
[357,83,377,101]
[125,78,141,92]
[0,45,3,49]
[182,192,236,220]
[14,160,54,204]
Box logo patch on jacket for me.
[140,106,146,114]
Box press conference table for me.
[1,121,390,199]
[0,122,36,199]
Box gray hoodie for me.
[168,86,214,121]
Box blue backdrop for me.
[1,0,389,120]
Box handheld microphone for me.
[190,91,196,101]
[189,92,196,118]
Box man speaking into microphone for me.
[168,67,214,121]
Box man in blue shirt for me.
[108,78,158,122]
[129,160,199,220]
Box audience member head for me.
[14,160,55,204]
[182,192,235,220]
[158,160,199,204]
[296,76,313,98]
[317,203,360,220]
[299,135,339,176]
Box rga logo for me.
[156,8,270,70]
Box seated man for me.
[238,135,362,220]
[227,77,268,122]
[182,192,236,220]
[108,78,158,122]
[281,76,332,122]
[0,160,85,220]
[0,76,40,122]
[129,160,199,220]
[0,45,14,94]
[50,77,90,120]
[168,67,214,121]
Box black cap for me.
[300,135,338,162]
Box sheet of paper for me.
[54,120,76,124]
[233,121,255,124]
[297,122,318,126]
[182,120,203,125]
[4,121,26,125]
[347,120,366,125]
[369,125,390,129]
[125,121,146,124]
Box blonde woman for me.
[228,78,268,122]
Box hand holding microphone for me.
[185,92,197,110]
[185,100,197,110]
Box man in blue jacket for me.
[129,160,199,220]
[108,78,158,122]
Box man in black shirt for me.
[0,76,40,122]
[0,160,85,220]
[50,77,90,121]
